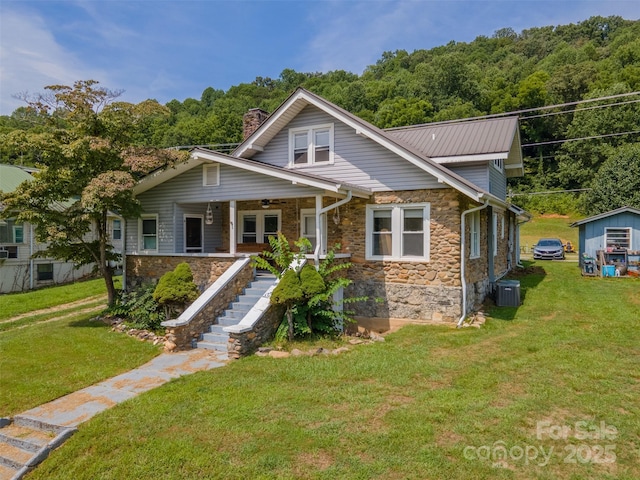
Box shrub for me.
[109,283,163,331]
[152,262,200,320]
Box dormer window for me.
[289,124,334,166]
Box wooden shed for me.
[571,207,640,276]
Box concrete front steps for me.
[0,417,75,480]
[196,272,276,352]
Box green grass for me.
[27,262,640,480]
[520,214,582,254]
[0,277,120,321]
[0,311,160,417]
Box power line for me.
[509,188,591,197]
[522,129,640,148]
[521,98,640,120]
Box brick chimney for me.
[242,108,270,140]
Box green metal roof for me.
[0,164,34,193]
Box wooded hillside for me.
[2,15,639,214]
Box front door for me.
[185,215,203,253]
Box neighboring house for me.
[124,88,530,340]
[0,164,94,293]
[571,207,640,270]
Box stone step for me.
[0,424,53,453]
[196,340,228,352]
[0,463,19,480]
[201,332,228,344]
[0,441,32,470]
[216,316,241,326]
[219,309,247,320]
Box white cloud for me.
[0,7,108,114]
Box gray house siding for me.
[449,165,489,192]
[128,162,322,253]
[252,105,441,191]
[489,163,507,200]
[580,212,640,259]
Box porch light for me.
[261,199,270,209]
[205,203,214,225]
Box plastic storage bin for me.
[602,265,615,277]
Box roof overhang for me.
[234,88,491,204]
[134,148,372,199]
[570,206,640,227]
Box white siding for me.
[252,105,441,191]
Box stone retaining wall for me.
[126,254,240,291]
[227,304,286,360]
[163,260,255,351]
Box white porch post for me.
[314,194,323,265]
[230,200,236,255]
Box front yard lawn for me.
[0,313,160,418]
[27,262,640,479]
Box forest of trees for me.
[1,15,639,214]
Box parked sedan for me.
[533,238,565,260]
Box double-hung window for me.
[239,210,281,244]
[139,215,158,252]
[289,124,334,166]
[112,219,122,241]
[470,211,481,259]
[366,203,430,261]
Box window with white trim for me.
[112,219,122,241]
[470,211,481,259]
[238,210,281,244]
[493,158,504,172]
[139,215,158,252]
[289,124,334,166]
[203,164,220,186]
[0,219,23,244]
[605,227,631,250]
[366,203,430,261]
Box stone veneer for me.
[341,188,465,324]
[126,254,241,291]
[127,255,255,351]
[227,303,286,360]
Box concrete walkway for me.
[0,349,227,480]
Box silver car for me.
[533,238,565,260]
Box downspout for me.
[29,223,34,290]
[457,200,489,327]
[313,190,353,266]
[122,215,127,291]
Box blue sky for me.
[1,0,638,115]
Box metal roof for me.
[385,117,519,158]
[0,164,33,193]
[570,207,640,227]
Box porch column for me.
[315,194,323,264]
[230,200,236,255]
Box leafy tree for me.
[0,80,186,306]
[581,143,640,215]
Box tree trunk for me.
[286,308,294,341]
[98,209,117,307]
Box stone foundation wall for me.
[341,188,464,323]
[126,255,240,291]
[227,304,286,360]
[163,260,254,351]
